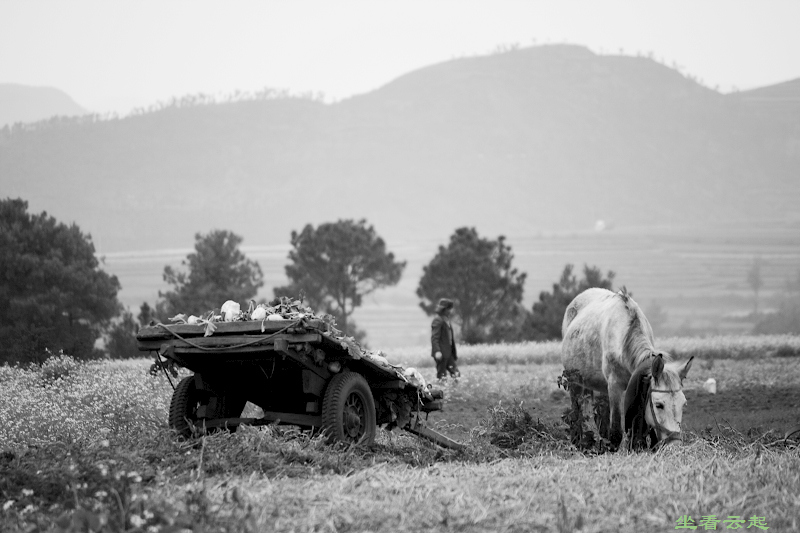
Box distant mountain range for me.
[0,83,87,128]
[1,44,799,254]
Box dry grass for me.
[187,439,799,532]
[388,341,562,369]
[385,334,800,370]
[1,344,799,532]
[660,334,800,361]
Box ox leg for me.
[578,392,598,448]
[562,369,602,450]
[607,382,626,448]
[593,394,610,442]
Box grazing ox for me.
[561,287,693,449]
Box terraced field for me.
[103,224,800,348]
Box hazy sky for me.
[2,0,798,115]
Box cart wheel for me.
[321,371,376,445]
[169,376,200,439]
[169,376,246,438]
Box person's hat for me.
[435,298,454,311]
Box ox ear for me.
[651,353,664,382]
[679,356,695,382]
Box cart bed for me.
[137,317,464,450]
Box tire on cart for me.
[169,375,246,438]
[169,376,200,439]
[321,371,377,445]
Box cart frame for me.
[137,318,464,450]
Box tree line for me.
[0,198,617,364]
[122,223,614,358]
[8,197,795,365]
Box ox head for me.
[624,353,694,449]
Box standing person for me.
[431,298,460,379]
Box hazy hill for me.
[0,83,87,128]
[732,76,800,102]
[1,45,798,254]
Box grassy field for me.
[1,337,799,532]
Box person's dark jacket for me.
[431,315,457,361]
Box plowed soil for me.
[426,372,800,444]
[681,385,800,435]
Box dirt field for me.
[422,361,800,446]
[682,385,800,435]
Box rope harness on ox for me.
[626,374,682,451]
[647,386,682,447]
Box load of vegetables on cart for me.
[136,297,464,450]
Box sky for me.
[1,0,799,116]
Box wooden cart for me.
[136,317,464,450]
